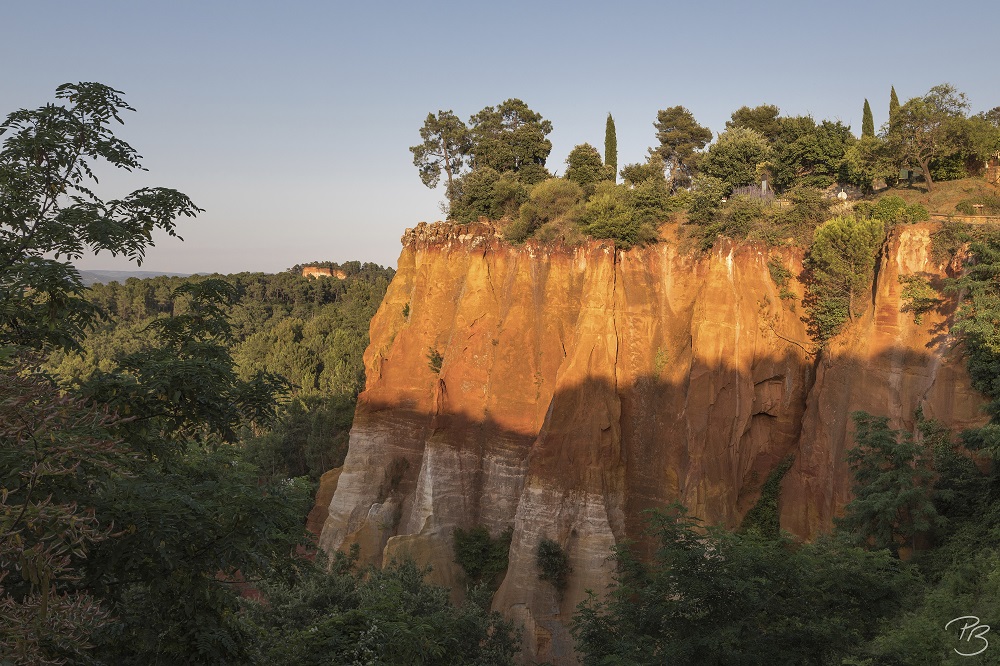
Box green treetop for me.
[604,112,617,178]
[701,126,772,192]
[467,98,553,184]
[410,110,471,191]
[652,105,712,188]
[565,143,613,195]
[862,98,875,138]
[884,83,970,192]
[836,411,942,556]
[726,104,783,142]
[805,214,885,340]
[573,504,914,665]
[889,85,900,129]
[769,117,855,191]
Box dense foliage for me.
[8,80,1000,664]
[652,105,712,188]
[0,82,201,351]
[836,412,942,555]
[0,363,122,663]
[803,214,885,341]
[505,177,584,243]
[246,549,519,666]
[863,98,875,138]
[949,227,1000,419]
[689,185,833,250]
[2,84,510,666]
[701,127,773,192]
[44,263,393,481]
[564,143,613,195]
[572,506,914,665]
[452,526,513,590]
[535,538,571,594]
[412,83,999,249]
[884,84,995,191]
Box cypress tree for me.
[862,99,875,138]
[889,86,900,130]
[604,113,617,179]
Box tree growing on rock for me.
[410,110,471,191]
[804,214,885,340]
[652,105,712,188]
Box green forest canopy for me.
[0,82,514,665]
[412,85,1000,249]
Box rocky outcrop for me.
[317,220,987,664]
[305,467,342,538]
[302,266,347,279]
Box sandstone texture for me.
[317,220,987,664]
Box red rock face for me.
[317,220,986,664]
[302,266,347,279]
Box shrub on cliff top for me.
[506,177,583,243]
[690,185,835,251]
[686,175,727,225]
[578,181,659,248]
[853,195,929,225]
[448,167,529,224]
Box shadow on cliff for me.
[349,341,986,549]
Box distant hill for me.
[77,269,193,286]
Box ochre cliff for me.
[318,220,987,664]
[302,266,347,279]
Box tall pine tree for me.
[889,86,900,130]
[604,113,617,180]
[862,99,875,138]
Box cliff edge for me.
[318,220,987,664]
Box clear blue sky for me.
[4,0,998,273]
